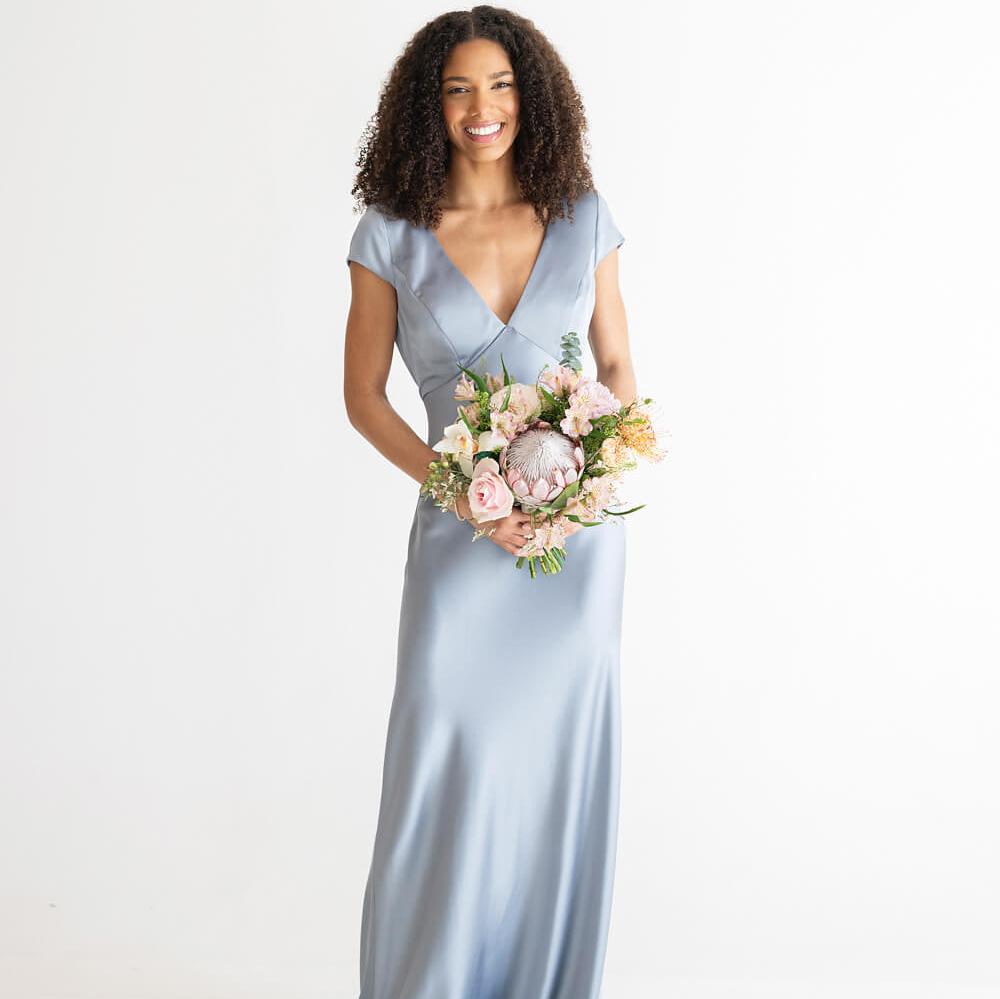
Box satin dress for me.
[346,188,627,999]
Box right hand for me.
[455,494,536,556]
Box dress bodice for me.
[347,188,624,444]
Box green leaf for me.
[537,384,558,409]
[457,363,488,394]
[605,504,646,516]
[548,478,580,511]
[458,407,476,434]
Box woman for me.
[344,7,636,998]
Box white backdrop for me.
[2,2,998,998]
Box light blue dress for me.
[346,189,627,999]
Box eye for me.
[445,81,514,95]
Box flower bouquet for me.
[419,331,667,578]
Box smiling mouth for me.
[463,121,505,141]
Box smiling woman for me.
[350,7,598,231]
[443,67,515,145]
[344,7,635,999]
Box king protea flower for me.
[499,420,585,509]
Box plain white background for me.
[2,2,998,997]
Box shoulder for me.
[346,203,397,286]
[350,202,392,237]
[587,188,618,222]
[564,188,618,229]
[569,188,624,263]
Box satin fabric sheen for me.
[346,189,627,999]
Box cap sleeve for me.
[346,205,395,287]
[595,190,625,266]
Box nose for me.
[469,92,495,118]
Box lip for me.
[463,121,506,144]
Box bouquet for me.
[420,331,667,578]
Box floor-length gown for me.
[346,188,628,999]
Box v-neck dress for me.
[346,188,627,999]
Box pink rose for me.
[467,457,514,523]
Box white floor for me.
[6,960,999,999]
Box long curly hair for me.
[350,5,596,230]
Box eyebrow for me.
[442,70,513,83]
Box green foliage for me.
[559,330,583,372]
[537,383,559,411]
[456,363,488,395]
[532,479,580,515]
[458,406,477,435]
[419,456,472,516]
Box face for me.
[440,38,520,159]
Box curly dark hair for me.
[350,5,596,230]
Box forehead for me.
[441,38,513,80]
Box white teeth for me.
[465,122,502,136]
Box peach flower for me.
[454,373,479,401]
[538,365,582,397]
[489,382,542,425]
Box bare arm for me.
[343,262,439,485]
[588,248,637,406]
[344,258,573,551]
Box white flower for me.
[477,429,510,453]
[433,421,476,477]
